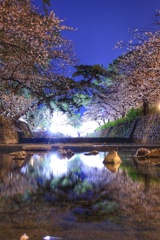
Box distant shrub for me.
[125,107,143,121]
[97,117,127,130]
[97,107,142,131]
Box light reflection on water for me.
[20,151,120,188]
[0,148,160,240]
[23,151,107,174]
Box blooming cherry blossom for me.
[0,0,76,118]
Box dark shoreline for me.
[0,143,160,153]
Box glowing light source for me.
[48,111,99,137]
[79,121,99,136]
[43,236,61,240]
[79,153,105,169]
[49,154,71,177]
[49,111,78,137]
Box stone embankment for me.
[0,116,18,144]
[133,114,160,144]
[0,114,160,144]
[94,114,160,144]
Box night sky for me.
[34,0,160,68]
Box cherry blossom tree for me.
[0,0,77,118]
[77,11,160,122]
[115,26,160,116]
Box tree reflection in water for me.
[0,149,160,240]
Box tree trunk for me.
[143,100,149,115]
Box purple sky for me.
[34,0,160,68]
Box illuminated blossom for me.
[0,0,76,118]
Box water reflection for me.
[18,151,121,200]
[43,236,62,240]
[104,163,121,172]
[0,149,160,240]
[21,151,119,183]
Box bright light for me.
[49,124,78,137]
[49,154,71,177]
[48,111,99,137]
[79,121,99,136]
[23,153,73,178]
[79,153,105,169]
[43,236,61,240]
[49,111,78,137]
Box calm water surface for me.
[0,148,160,240]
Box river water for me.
[0,148,160,240]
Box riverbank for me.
[0,143,160,153]
[94,114,160,144]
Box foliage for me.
[98,117,127,130]
[24,104,52,130]
[66,112,82,128]
[125,107,143,121]
[73,64,115,97]
[114,10,160,115]
[84,10,160,122]
[74,63,120,125]
[0,0,82,118]
[98,107,142,130]
[73,64,109,82]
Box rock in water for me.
[135,148,150,157]
[149,148,160,157]
[103,151,122,164]
[135,148,160,158]
[103,162,121,172]
[84,150,99,156]
[10,151,27,159]
[20,234,29,240]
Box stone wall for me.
[17,120,33,138]
[106,120,136,138]
[0,116,18,144]
[0,116,33,144]
[93,120,136,139]
[1,114,160,144]
[94,114,160,144]
[133,114,160,144]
